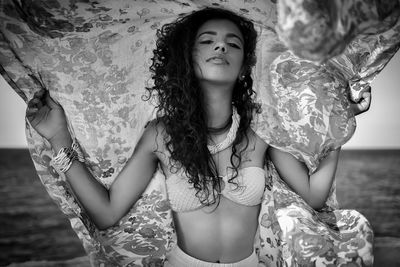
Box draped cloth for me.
[0,0,399,266]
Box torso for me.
[151,121,268,263]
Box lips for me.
[206,56,229,64]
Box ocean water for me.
[0,149,399,266]
[336,150,400,238]
[0,149,86,265]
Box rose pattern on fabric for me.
[1,0,398,266]
[277,0,400,62]
[267,161,374,266]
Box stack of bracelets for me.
[50,139,85,173]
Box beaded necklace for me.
[207,107,240,154]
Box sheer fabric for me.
[0,0,398,265]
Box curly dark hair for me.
[145,7,260,206]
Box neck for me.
[200,82,234,129]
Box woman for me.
[26,7,370,266]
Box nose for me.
[214,42,227,53]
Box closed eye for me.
[199,40,213,44]
[228,43,241,49]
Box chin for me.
[194,66,239,85]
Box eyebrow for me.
[197,31,244,44]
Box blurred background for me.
[1,52,399,266]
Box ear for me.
[238,68,247,80]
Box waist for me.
[172,201,260,262]
[166,245,258,267]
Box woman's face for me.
[192,19,244,86]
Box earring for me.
[240,75,247,88]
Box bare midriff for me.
[172,196,260,263]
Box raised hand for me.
[26,90,71,147]
[349,86,372,116]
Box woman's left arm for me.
[268,147,341,210]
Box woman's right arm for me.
[27,90,158,229]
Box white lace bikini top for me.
[164,166,265,212]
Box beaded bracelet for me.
[50,139,85,173]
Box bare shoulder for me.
[136,118,167,154]
[249,129,269,153]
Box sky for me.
[0,51,399,149]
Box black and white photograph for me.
[1,1,399,266]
